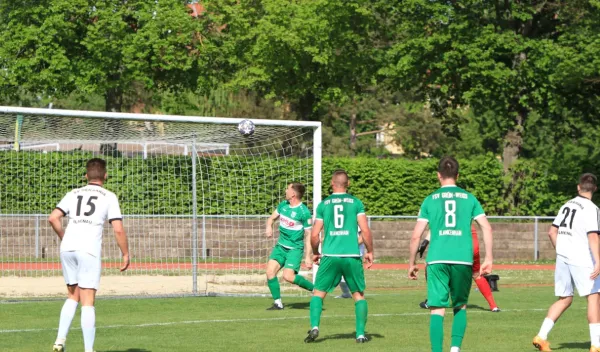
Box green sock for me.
[355,299,368,338]
[430,314,444,352]
[309,296,323,329]
[293,275,314,291]
[451,308,467,348]
[267,277,281,300]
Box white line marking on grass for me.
[0,307,561,334]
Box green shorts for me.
[314,256,365,294]
[268,244,303,273]
[427,263,472,308]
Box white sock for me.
[81,306,96,351]
[590,323,600,347]
[538,318,555,340]
[274,298,282,307]
[55,299,78,344]
[450,347,460,352]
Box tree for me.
[205,0,397,154]
[0,0,203,154]
[382,0,600,171]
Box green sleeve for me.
[417,197,430,221]
[316,202,324,221]
[275,201,285,215]
[302,205,312,229]
[472,197,485,219]
[357,199,366,215]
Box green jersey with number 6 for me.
[316,193,365,257]
[418,185,485,265]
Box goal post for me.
[0,106,322,299]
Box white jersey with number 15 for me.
[56,183,122,258]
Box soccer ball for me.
[238,119,255,137]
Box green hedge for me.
[0,151,578,216]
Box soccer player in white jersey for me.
[533,173,600,352]
[48,158,130,352]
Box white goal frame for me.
[0,106,322,297]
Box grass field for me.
[1,267,595,352]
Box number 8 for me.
[445,200,456,227]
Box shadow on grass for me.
[285,301,327,311]
[554,342,591,350]
[466,304,489,311]
[98,349,151,352]
[313,332,384,343]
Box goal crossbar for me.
[0,106,322,128]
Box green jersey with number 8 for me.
[418,185,485,265]
[316,193,365,257]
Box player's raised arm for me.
[265,209,279,238]
[48,208,66,240]
[357,214,373,268]
[475,215,493,276]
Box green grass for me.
[0,270,593,352]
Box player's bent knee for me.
[282,272,295,283]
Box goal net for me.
[0,107,322,299]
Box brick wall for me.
[0,217,556,262]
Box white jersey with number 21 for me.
[56,183,122,258]
[553,196,600,268]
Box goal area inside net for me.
[0,106,322,299]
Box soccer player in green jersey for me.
[408,156,493,352]
[265,182,314,310]
[305,169,374,343]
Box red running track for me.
[0,263,555,271]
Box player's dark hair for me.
[290,182,305,199]
[579,173,597,193]
[438,156,459,179]
[332,169,349,188]
[86,158,107,181]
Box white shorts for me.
[60,251,102,290]
[555,257,600,297]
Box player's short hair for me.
[579,173,597,193]
[86,158,107,181]
[438,156,459,179]
[290,182,305,199]
[332,169,349,188]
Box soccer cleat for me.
[491,307,501,312]
[419,299,429,309]
[52,344,65,352]
[266,303,284,310]
[356,335,369,343]
[532,336,552,351]
[304,328,319,343]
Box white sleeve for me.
[551,207,563,228]
[584,207,600,234]
[108,194,123,223]
[55,192,71,216]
